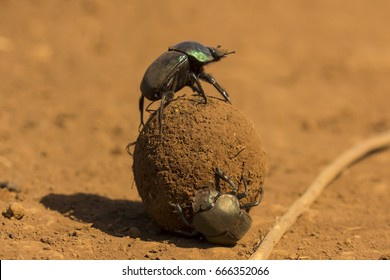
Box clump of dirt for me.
[132,95,267,232]
[2,202,25,220]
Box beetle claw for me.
[126,141,136,156]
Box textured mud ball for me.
[133,95,266,232]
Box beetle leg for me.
[126,141,136,156]
[158,91,174,135]
[241,187,264,209]
[145,100,157,113]
[236,174,248,200]
[188,73,201,93]
[169,202,193,228]
[169,202,198,236]
[214,167,238,194]
[172,228,198,237]
[138,95,145,131]
[189,72,207,104]
[198,72,231,104]
[139,100,158,132]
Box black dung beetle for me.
[170,167,264,246]
[139,41,235,133]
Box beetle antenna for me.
[214,44,236,57]
[225,50,236,56]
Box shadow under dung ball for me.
[133,95,266,237]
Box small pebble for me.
[40,237,54,245]
[2,203,25,220]
[344,238,352,245]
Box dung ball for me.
[132,95,266,231]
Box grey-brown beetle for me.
[139,41,235,134]
[170,167,264,246]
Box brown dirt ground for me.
[0,0,389,260]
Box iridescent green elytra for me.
[170,41,214,63]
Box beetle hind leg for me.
[214,167,238,194]
[214,167,264,210]
[138,96,145,132]
[158,91,174,135]
[234,172,264,209]
[236,174,249,200]
[240,187,264,210]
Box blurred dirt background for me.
[0,0,389,260]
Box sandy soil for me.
[0,0,389,260]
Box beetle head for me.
[208,45,236,61]
[192,190,219,213]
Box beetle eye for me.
[209,48,220,58]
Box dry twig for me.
[250,130,390,260]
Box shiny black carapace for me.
[139,41,235,133]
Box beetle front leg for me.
[169,202,192,228]
[169,202,198,236]
[198,72,231,104]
